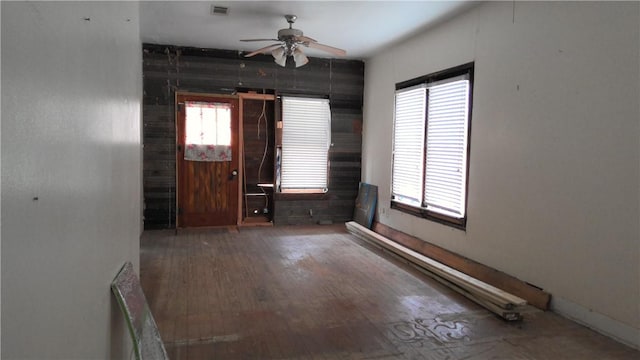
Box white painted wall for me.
[1,2,141,358]
[363,1,639,348]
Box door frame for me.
[237,92,276,226]
[175,91,240,228]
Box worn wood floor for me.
[140,224,638,359]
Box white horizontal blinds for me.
[392,85,426,206]
[281,97,331,190]
[424,76,470,218]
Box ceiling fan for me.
[241,14,347,68]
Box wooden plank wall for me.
[143,44,364,229]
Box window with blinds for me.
[392,85,426,206]
[281,97,331,192]
[392,64,472,227]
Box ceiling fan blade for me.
[240,38,280,42]
[295,35,317,43]
[244,44,283,57]
[305,42,346,57]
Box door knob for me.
[229,169,238,180]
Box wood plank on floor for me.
[372,221,551,310]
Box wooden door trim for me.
[174,92,179,229]
[237,93,276,226]
[176,91,239,100]
[238,96,245,226]
[239,93,275,101]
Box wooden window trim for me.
[274,192,329,201]
[391,200,466,231]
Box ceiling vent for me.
[211,5,229,16]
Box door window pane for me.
[184,101,232,162]
[185,101,231,146]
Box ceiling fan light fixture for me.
[272,47,287,67]
[242,14,346,67]
[293,47,308,68]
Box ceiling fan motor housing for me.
[278,28,303,55]
[278,28,303,39]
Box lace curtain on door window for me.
[184,101,232,162]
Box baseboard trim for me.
[551,296,639,350]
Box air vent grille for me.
[211,5,229,16]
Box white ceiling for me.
[140,1,475,60]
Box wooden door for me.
[176,94,239,227]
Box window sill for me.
[391,201,466,230]
[275,192,329,201]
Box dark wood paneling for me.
[142,43,364,229]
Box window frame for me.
[391,63,474,230]
[277,95,332,195]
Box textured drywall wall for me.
[363,1,639,347]
[1,2,141,358]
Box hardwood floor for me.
[140,224,638,359]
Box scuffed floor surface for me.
[140,225,638,359]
